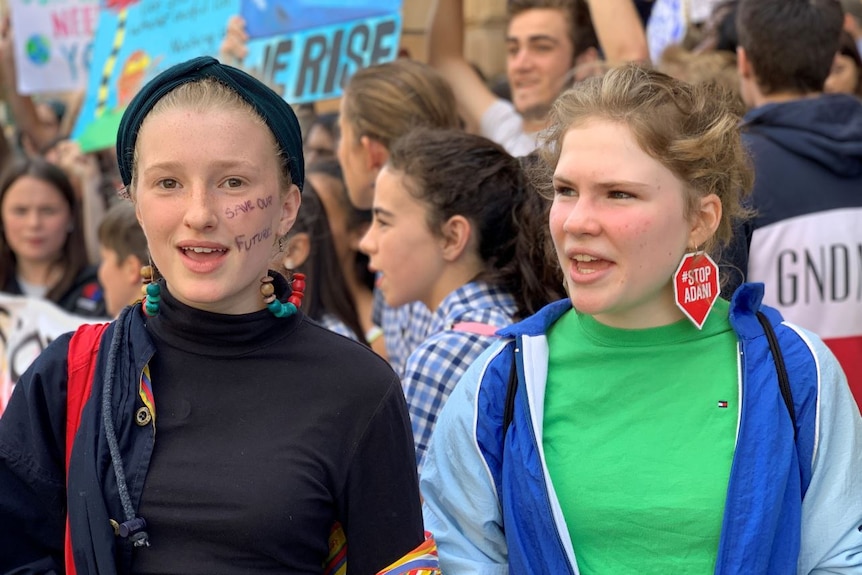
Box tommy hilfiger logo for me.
[717,401,729,409]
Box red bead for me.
[292,279,306,293]
[288,296,302,308]
[291,290,304,300]
[292,273,306,281]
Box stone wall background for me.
[401,0,507,79]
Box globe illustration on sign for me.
[25,35,51,66]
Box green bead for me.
[266,300,297,318]
[146,283,161,297]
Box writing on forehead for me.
[235,226,272,252]
[224,195,273,219]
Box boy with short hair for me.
[97,201,148,318]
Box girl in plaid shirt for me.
[359,128,565,469]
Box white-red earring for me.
[673,249,719,330]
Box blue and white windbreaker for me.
[421,283,862,574]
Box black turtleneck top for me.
[130,282,423,575]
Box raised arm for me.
[585,0,649,64]
[426,0,497,127]
[219,15,249,64]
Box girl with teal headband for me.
[0,57,435,574]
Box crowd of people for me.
[0,0,860,573]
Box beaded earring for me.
[260,272,306,318]
[141,263,161,317]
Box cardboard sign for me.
[646,0,686,63]
[238,0,403,103]
[240,0,400,39]
[0,294,97,417]
[8,0,99,94]
[72,0,403,153]
[71,0,240,153]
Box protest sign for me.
[240,0,400,39]
[72,0,403,153]
[646,0,686,64]
[71,0,239,153]
[0,294,99,417]
[239,0,402,103]
[8,0,99,94]
[239,2,402,104]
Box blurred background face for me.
[304,123,337,166]
[506,8,575,119]
[336,102,377,209]
[1,175,71,265]
[824,53,861,94]
[307,172,357,269]
[97,246,139,317]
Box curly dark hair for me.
[386,128,564,319]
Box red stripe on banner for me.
[823,335,862,413]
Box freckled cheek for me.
[548,208,567,236]
[136,206,173,237]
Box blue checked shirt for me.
[373,289,434,376]
[403,281,517,471]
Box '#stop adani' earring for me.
[673,248,719,330]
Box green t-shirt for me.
[543,299,738,574]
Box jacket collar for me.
[498,283,775,340]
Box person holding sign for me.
[0,56,433,575]
[420,65,862,573]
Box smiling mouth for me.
[181,247,227,254]
[572,254,610,275]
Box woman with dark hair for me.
[287,158,382,351]
[0,157,105,316]
[359,127,565,469]
[303,111,339,166]
[277,175,371,346]
[338,59,462,374]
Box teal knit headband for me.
[116,56,304,192]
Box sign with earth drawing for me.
[9,0,99,94]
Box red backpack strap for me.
[64,322,110,575]
[65,323,110,468]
